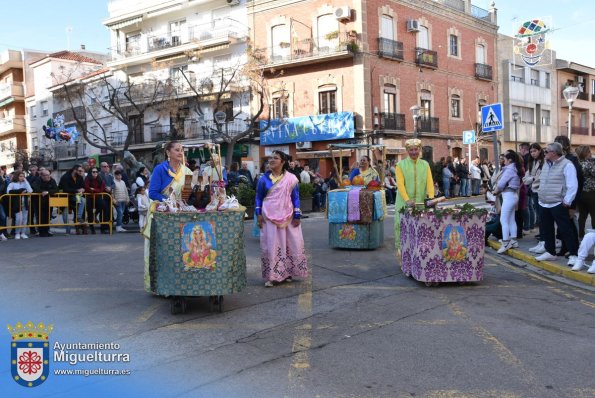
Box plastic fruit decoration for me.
[366,180,381,190]
[342,178,351,186]
[352,175,365,186]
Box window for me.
[420,90,431,120]
[41,101,48,117]
[541,110,550,126]
[317,14,338,51]
[450,94,461,118]
[449,34,458,56]
[418,25,429,49]
[32,137,38,151]
[222,101,234,121]
[422,146,433,163]
[476,44,486,64]
[213,54,231,70]
[272,95,289,120]
[125,32,141,54]
[545,72,551,89]
[383,85,396,114]
[511,65,524,83]
[513,106,534,124]
[530,69,539,86]
[169,19,186,46]
[318,89,336,114]
[29,105,36,120]
[381,15,394,40]
[271,24,289,60]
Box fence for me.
[0,192,113,235]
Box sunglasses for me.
[92,171,99,173]
[544,150,550,153]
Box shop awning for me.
[296,149,352,159]
[107,16,143,30]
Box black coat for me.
[59,172,84,205]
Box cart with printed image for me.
[326,143,388,249]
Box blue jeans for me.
[442,178,450,198]
[460,178,469,197]
[116,201,126,227]
[0,205,6,227]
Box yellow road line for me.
[135,302,162,323]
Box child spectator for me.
[136,186,150,229]
[7,172,33,239]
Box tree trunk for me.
[224,140,236,168]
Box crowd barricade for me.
[0,192,113,235]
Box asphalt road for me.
[1,212,594,398]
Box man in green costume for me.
[394,139,435,255]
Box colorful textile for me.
[259,172,308,282]
[347,188,361,222]
[359,190,374,224]
[373,191,384,220]
[327,190,348,223]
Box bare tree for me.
[174,49,276,167]
[54,68,179,159]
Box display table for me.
[400,208,488,284]
[327,188,386,249]
[149,209,246,313]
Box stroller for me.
[122,199,139,225]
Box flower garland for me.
[399,203,488,221]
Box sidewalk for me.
[487,231,595,287]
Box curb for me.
[487,240,595,287]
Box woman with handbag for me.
[494,152,522,253]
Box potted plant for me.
[298,182,315,213]
[236,182,256,219]
[324,30,340,41]
[279,41,291,48]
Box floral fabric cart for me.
[400,206,488,284]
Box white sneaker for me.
[588,262,595,274]
[116,226,126,232]
[509,239,518,248]
[571,259,586,271]
[0,233,7,241]
[567,255,578,266]
[529,241,545,253]
[535,252,557,261]
[20,233,29,239]
[555,239,562,250]
[497,241,511,254]
[15,233,21,240]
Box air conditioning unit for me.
[296,141,312,149]
[226,0,240,5]
[577,76,584,83]
[334,6,352,21]
[406,19,420,32]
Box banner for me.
[259,112,355,145]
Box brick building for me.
[249,0,498,177]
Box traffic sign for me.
[462,130,475,145]
[481,103,503,132]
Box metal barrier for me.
[0,192,113,235]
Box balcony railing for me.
[381,113,406,130]
[149,120,249,142]
[377,38,404,61]
[54,143,85,159]
[418,117,439,134]
[53,106,85,122]
[415,48,438,69]
[110,18,249,61]
[254,32,358,67]
[0,82,24,101]
[475,63,492,80]
[0,116,26,135]
[572,126,590,135]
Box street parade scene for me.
[1,0,594,397]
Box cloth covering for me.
[347,188,361,222]
[359,190,374,224]
[327,190,349,223]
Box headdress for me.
[405,139,422,149]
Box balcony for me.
[377,38,404,61]
[418,117,440,134]
[380,113,406,130]
[53,106,85,123]
[475,63,492,81]
[108,18,249,68]
[0,50,23,74]
[54,142,85,159]
[0,116,26,136]
[415,48,438,69]
[255,32,358,69]
[0,82,24,102]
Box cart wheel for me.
[217,296,224,313]
[171,297,183,315]
[208,296,217,313]
[180,298,188,314]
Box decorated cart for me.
[327,144,387,249]
[147,144,247,314]
[400,204,488,286]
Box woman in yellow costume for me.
[142,141,193,292]
[349,155,379,185]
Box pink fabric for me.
[260,172,308,281]
[347,188,361,222]
[262,173,297,226]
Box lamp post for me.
[512,112,519,152]
[563,86,580,143]
[409,104,421,138]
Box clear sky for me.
[1,0,595,67]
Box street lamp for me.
[563,85,580,143]
[512,112,519,152]
[409,105,421,138]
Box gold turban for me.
[405,138,422,149]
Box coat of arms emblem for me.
[7,321,53,387]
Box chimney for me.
[80,44,86,50]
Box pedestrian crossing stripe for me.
[483,107,502,129]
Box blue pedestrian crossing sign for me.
[481,103,503,132]
[463,130,475,144]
